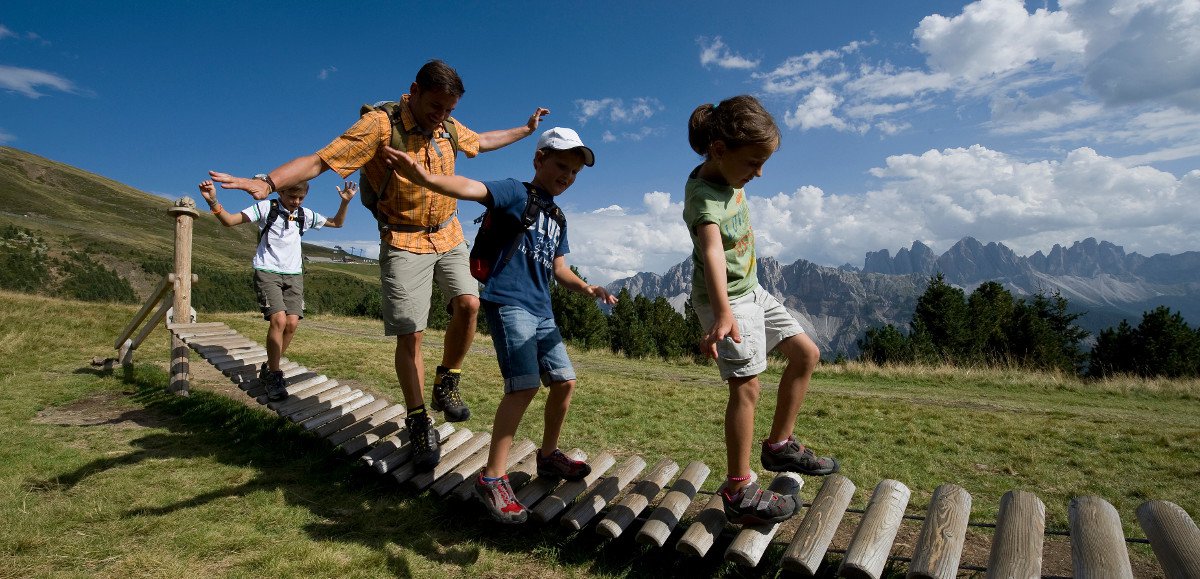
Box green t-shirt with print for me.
[682,166,757,306]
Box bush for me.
[0,225,49,292]
[57,251,137,303]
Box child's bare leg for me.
[768,333,820,442]
[725,375,761,493]
[280,314,301,357]
[265,311,288,371]
[484,388,538,478]
[541,380,576,454]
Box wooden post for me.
[167,197,199,396]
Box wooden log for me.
[216,353,269,372]
[208,348,268,365]
[260,373,327,405]
[334,405,406,452]
[131,297,171,352]
[391,428,474,484]
[286,389,362,423]
[840,478,911,579]
[429,435,496,497]
[314,398,391,438]
[562,455,647,531]
[168,201,197,396]
[116,275,173,349]
[514,448,588,514]
[226,359,295,383]
[908,483,972,579]
[1069,495,1134,579]
[276,384,349,418]
[370,423,456,473]
[783,473,856,575]
[174,328,236,339]
[529,451,615,524]
[677,493,727,557]
[1136,500,1200,579]
[597,458,680,539]
[638,461,711,548]
[300,394,376,430]
[726,473,806,567]
[245,367,310,399]
[449,439,537,501]
[165,321,226,331]
[193,340,257,352]
[409,431,491,491]
[986,490,1045,579]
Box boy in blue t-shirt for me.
[198,179,354,401]
[387,127,616,524]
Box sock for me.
[436,365,461,376]
[767,437,793,452]
[480,474,503,483]
[723,474,752,501]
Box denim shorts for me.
[483,301,576,393]
[693,284,804,380]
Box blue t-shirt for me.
[478,178,568,318]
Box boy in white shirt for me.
[198,179,355,400]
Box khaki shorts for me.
[254,269,304,320]
[694,284,804,380]
[379,241,479,335]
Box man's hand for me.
[526,107,550,132]
[336,181,358,202]
[209,170,272,200]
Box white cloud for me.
[582,146,1200,282]
[0,24,15,39]
[0,64,76,98]
[698,36,759,70]
[574,97,663,125]
[784,87,850,131]
[317,66,338,80]
[0,127,14,144]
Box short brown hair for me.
[687,94,780,157]
[278,181,309,196]
[415,59,465,97]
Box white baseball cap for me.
[536,127,595,167]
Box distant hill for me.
[0,146,377,307]
[607,237,1200,358]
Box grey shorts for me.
[379,241,479,335]
[694,285,804,380]
[253,269,304,320]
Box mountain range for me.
[606,238,1200,357]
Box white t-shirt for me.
[241,200,327,275]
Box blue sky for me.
[4,0,1199,284]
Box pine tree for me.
[910,273,970,364]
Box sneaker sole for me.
[536,467,591,481]
[727,511,796,525]
[762,463,840,476]
[431,401,471,422]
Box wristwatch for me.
[253,173,277,193]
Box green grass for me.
[1,290,1196,577]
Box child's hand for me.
[701,315,741,359]
[382,146,428,183]
[197,180,217,203]
[526,107,550,132]
[586,284,618,305]
[337,181,358,201]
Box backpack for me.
[469,183,566,283]
[357,101,460,230]
[258,199,306,250]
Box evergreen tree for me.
[910,274,970,363]
[1090,307,1200,378]
[1008,292,1088,373]
[682,298,705,358]
[967,281,1015,364]
[857,324,913,365]
[608,288,654,358]
[551,266,609,349]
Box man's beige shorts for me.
[379,241,479,335]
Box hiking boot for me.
[431,370,470,422]
[474,472,528,524]
[536,448,591,481]
[265,370,288,402]
[721,481,799,525]
[405,413,441,471]
[761,436,840,475]
[257,362,269,383]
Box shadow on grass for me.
[38,363,807,578]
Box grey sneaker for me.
[721,481,799,525]
[265,370,288,402]
[536,448,591,481]
[431,369,470,422]
[761,436,839,475]
[474,472,528,524]
[405,412,441,471]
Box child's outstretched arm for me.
[695,222,740,359]
[553,256,618,305]
[198,180,250,227]
[380,146,490,203]
[324,181,357,228]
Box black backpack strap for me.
[259,199,282,249]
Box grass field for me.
[2,289,1196,578]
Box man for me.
[210,59,549,471]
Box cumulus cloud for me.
[698,36,759,70]
[574,97,663,125]
[0,64,76,98]
[575,146,1200,283]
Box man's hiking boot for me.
[265,370,288,402]
[761,436,839,475]
[721,481,799,525]
[406,412,441,471]
[474,472,528,524]
[536,448,591,481]
[431,369,470,422]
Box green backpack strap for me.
[357,101,461,231]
